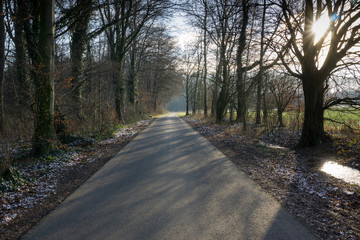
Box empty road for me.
[22,113,318,240]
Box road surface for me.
[22,113,318,240]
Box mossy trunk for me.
[297,72,330,147]
[32,0,56,156]
[128,40,138,106]
[14,0,32,108]
[70,0,92,116]
[0,0,4,134]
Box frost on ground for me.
[0,120,151,227]
[184,116,360,240]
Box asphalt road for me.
[21,113,319,240]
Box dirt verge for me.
[184,116,360,240]
[0,121,151,240]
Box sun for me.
[312,14,331,42]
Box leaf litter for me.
[184,116,360,240]
[0,120,151,239]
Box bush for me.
[0,167,28,192]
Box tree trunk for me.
[114,57,125,123]
[263,88,268,123]
[297,73,329,147]
[278,109,284,127]
[70,0,92,116]
[192,70,199,115]
[203,1,208,117]
[128,39,138,106]
[255,73,262,124]
[185,74,190,116]
[33,0,56,155]
[14,0,31,108]
[255,0,266,125]
[215,42,229,123]
[216,86,227,123]
[0,0,4,134]
[23,0,40,106]
[236,0,250,123]
[211,60,220,117]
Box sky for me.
[167,12,197,50]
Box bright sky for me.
[312,14,331,43]
[167,13,196,50]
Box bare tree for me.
[207,0,241,123]
[99,0,168,122]
[0,0,4,134]
[33,0,56,155]
[69,0,93,116]
[137,25,182,114]
[181,0,210,116]
[181,45,196,116]
[5,0,32,109]
[274,0,360,147]
[269,72,299,127]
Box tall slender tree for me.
[100,0,168,122]
[70,0,93,116]
[33,0,56,155]
[0,0,4,134]
[202,0,208,117]
[10,0,31,108]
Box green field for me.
[224,108,360,133]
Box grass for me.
[204,107,360,135]
[324,108,360,133]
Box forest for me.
[0,0,182,162]
[0,0,360,238]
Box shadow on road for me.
[21,114,318,240]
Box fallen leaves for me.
[184,116,360,240]
[0,119,151,228]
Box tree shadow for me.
[21,114,318,240]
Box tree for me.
[277,0,360,147]
[128,33,139,106]
[182,0,210,116]
[6,0,32,109]
[192,40,203,115]
[236,0,279,126]
[32,0,56,155]
[138,26,182,114]
[255,0,267,124]
[208,0,241,123]
[269,72,298,127]
[69,0,93,116]
[181,46,196,116]
[99,0,169,122]
[202,0,208,117]
[236,0,259,126]
[0,0,4,134]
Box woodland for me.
[0,0,360,239]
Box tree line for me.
[179,0,360,147]
[0,0,182,159]
[0,0,359,163]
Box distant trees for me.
[180,0,360,147]
[0,0,359,157]
[140,26,183,113]
[268,72,299,127]
[0,0,182,156]
[98,0,169,122]
[181,0,210,117]
[181,46,196,116]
